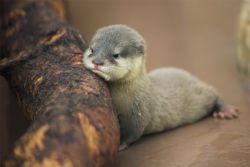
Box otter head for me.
[83,25,146,82]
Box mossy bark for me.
[0,0,120,167]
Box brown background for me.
[1,0,250,166]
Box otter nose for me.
[92,60,104,66]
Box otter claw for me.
[213,105,238,119]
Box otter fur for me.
[83,25,238,150]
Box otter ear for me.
[138,45,145,54]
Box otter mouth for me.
[90,68,111,81]
[92,68,105,75]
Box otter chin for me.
[83,24,238,151]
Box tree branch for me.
[0,0,120,167]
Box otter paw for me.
[119,144,128,151]
[213,106,238,119]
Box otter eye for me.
[113,54,120,59]
[90,48,93,53]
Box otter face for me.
[83,25,145,82]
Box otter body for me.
[83,25,238,150]
[146,68,217,133]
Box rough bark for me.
[0,0,120,167]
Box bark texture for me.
[0,0,120,167]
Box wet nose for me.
[92,60,104,66]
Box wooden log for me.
[0,0,120,167]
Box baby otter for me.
[83,25,238,151]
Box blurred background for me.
[68,1,240,76]
[1,0,249,166]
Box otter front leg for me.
[118,113,146,151]
[213,97,238,119]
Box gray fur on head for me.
[92,24,145,57]
[83,25,146,82]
